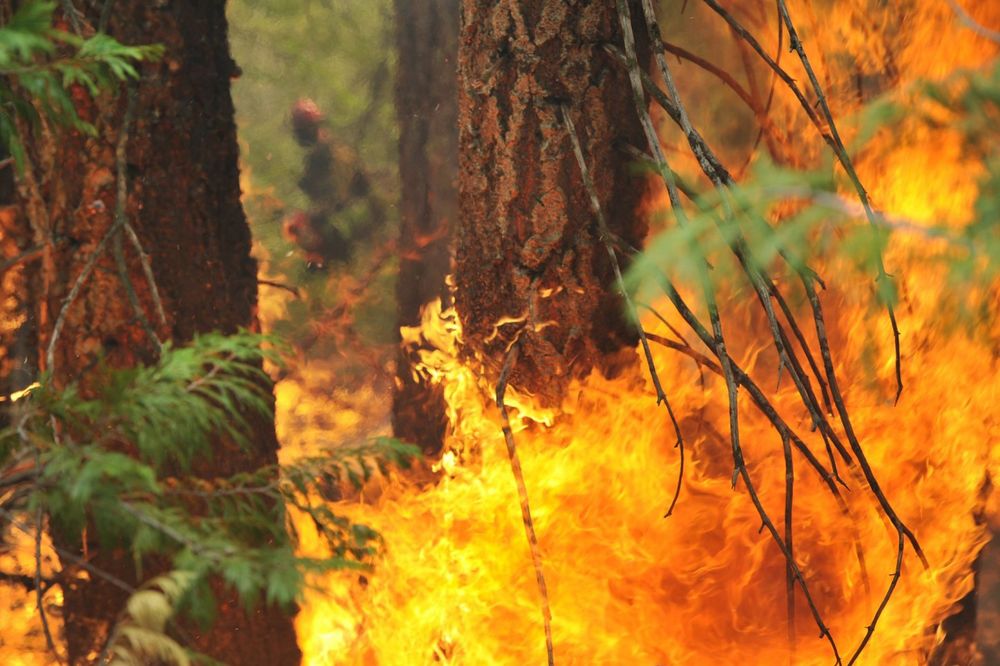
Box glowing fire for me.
[290,290,991,664]
[287,3,1000,666]
[1,2,998,665]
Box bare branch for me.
[496,341,554,666]
[0,245,44,278]
[123,222,168,329]
[559,103,685,517]
[946,0,1000,43]
[46,85,138,374]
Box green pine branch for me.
[0,0,163,171]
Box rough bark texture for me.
[10,3,300,664]
[0,146,36,406]
[392,0,459,454]
[455,0,649,402]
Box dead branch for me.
[0,245,44,278]
[946,0,1000,43]
[46,84,139,374]
[123,221,168,329]
[110,86,163,354]
[774,0,903,403]
[496,341,554,666]
[258,279,302,298]
[633,5,834,655]
[559,103,685,518]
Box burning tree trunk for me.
[447,2,940,664]
[8,3,299,664]
[455,0,650,402]
[392,0,459,454]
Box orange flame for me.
[288,2,1000,665]
[2,3,998,665]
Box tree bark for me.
[10,3,300,664]
[0,146,36,408]
[455,0,649,402]
[392,0,459,454]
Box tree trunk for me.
[11,3,300,664]
[0,145,36,408]
[392,0,459,454]
[455,0,649,401]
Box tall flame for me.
[289,2,1000,665]
[1,2,998,665]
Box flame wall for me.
[289,2,1000,665]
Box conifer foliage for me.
[0,331,418,663]
[0,3,419,662]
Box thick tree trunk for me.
[455,0,649,402]
[11,3,300,664]
[392,0,459,454]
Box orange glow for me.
[2,2,998,665]
[286,2,1000,665]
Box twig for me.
[60,0,82,35]
[110,85,162,353]
[0,509,136,596]
[495,342,554,666]
[123,222,168,329]
[258,278,302,298]
[614,307,877,601]
[99,0,116,34]
[638,302,706,387]
[774,0,902,403]
[617,83,859,487]
[731,3,786,171]
[641,329,837,495]
[620,14,869,494]
[750,4,927,654]
[622,2,842,658]
[782,431,796,660]
[113,225,161,354]
[119,502,233,563]
[46,84,138,374]
[802,280,927,662]
[17,416,61,662]
[946,0,1000,43]
[659,41,760,114]
[617,0,738,506]
[847,532,904,665]
[706,0,904,403]
[638,2,849,477]
[603,44,733,185]
[559,103,685,518]
[700,0,828,139]
[34,498,58,660]
[0,245,44,278]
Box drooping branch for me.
[45,84,139,374]
[615,1,843,659]
[701,0,903,404]
[946,0,1000,43]
[559,103,685,518]
[773,0,903,404]
[596,1,935,662]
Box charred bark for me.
[392,0,458,454]
[8,3,300,664]
[455,0,649,402]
